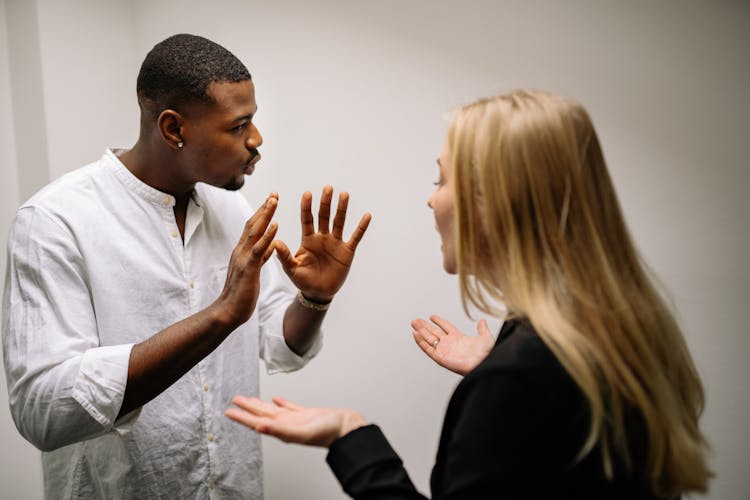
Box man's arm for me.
[281,295,329,355]
[118,194,279,417]
[274,186,371,355]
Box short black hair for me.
[136,34,251,113]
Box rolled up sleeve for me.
[256,257,323,374]
[2,207,139,451]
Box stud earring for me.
[177,141,184,149]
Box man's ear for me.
[158,109,184,150]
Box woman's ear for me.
[157,109,184,150]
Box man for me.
[2,34,370,499]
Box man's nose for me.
[247,125,263,149]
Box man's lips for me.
[243,151,261,173]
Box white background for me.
[1,1,748,499]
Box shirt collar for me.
[104,148,203,209]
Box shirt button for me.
[207,433,215,442]
[170,230,178,238]
[190,280,195,289]
[162,195,171,206]
[203,383,209,392]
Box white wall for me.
[1,1,748,499]
[35,0,138,180]
[1,1,44,498]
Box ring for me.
[433,340,439,348]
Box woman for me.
[225,90,712,499]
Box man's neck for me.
[119,142,195,201]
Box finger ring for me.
[433,340,439,348]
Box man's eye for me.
[233,123,248,132]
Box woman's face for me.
[428,138,457,274]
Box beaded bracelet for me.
[296,291,332,311]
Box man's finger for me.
[273,240,295,275]
[331,192,349,240]
[251,222,278,261]
[346,213,372,250]
[262,242,276,263]
[300,192,314,237]
[241,195,278,247]
[317,185,333,234]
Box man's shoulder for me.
[21,153,113,212]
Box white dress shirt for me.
[2,149,322,499]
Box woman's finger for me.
[412,330,440,356]
[429,315,457,336]
[476,319,493,338]
[272,396,303,411]
[231,396,281,418]
[412,317,446,338]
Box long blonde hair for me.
[451,90,711,496]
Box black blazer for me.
[326,319,667,499]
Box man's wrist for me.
[296,291,333,311]
[207,301,243,331]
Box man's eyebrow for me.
[233,107,258,122]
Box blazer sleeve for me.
[326,425,427,499]
[437,369,554,499]
[435,341,587,500]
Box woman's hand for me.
[225,396,368,448]
[412,315,495,376]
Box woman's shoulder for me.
[470,318,563,378]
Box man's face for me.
[180,80,262,191]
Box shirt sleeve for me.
[256,254,323,374]
[2,207,137,452]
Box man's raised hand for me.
[274,185,371,302]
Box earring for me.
[177,141,184,149]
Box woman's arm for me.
[225,396,428,499]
